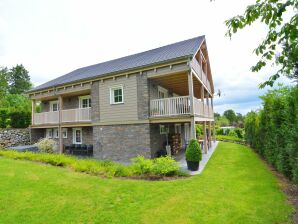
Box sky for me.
[0,0,286,114]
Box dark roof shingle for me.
[32,35,204,91]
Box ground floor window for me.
[184,123,190,144]
[53,128,59,138]
[175,124,181,134]
[73,128,82,144]
[46,129,53,138]
[62,128,68,138]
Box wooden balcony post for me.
[201,84,205,116]
[58,95,63,154]
[208,121,211,148]
[31,100,36,125]
[213,121,216,142]
[188,71,196,139]
[203,121,207,153]
[206,93,210,118]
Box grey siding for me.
[91,81,100,123]
[99,75,138,123]
[137,72,149,120]
[63,96,79,110]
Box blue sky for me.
[0,0,287,115]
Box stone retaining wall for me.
[0,128,30,148]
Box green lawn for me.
[0,142,293,224]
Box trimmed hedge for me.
[0,150,187,179]
[245,86,298,184]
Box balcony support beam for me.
[58,95,63,154]
[203,121,207,154]
[31,100,36,125]
[188,71,196,139]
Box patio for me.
[177,141,218,175]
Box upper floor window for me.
[110,85,124,104]
[79,95,91,108]
[50,101,59,112]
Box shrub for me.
[0,108,9,128]
[0,150,188,179]
[35,138,57,153]
[234,128,244,139]
[185,139,202,162]
[131,156,154,175]
[10,111,31,128]
[228,130,238,138]
[216,135,245,144]
[152,156,180,176]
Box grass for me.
[0,142,294,223]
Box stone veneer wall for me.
[0,128,30,148]
[93,124,151,162]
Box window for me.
[46,129,53,138]
[79,96,91,108]
[110,85,124,104]
[160,125,169,134]
[50,101,59,112]
[158,86,168,99]
[175,124,182,134]
[73,128,82,144]
[53,128,59,138]
[62,128,68,138]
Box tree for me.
[214,112,221,120]
[223,109,237,125]
[8,64,32,94]
[226,0,298,87]
[216,115,230,127]
[0,67,9,97]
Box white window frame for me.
[175,124,182,134]
[62,128,68,139]
[110,85,124,104]
[72,128,82,144]
[79,95,91,108]
[46,128,53,139]
[158,86,168,99]
[53,128,59,138]
[50,100,59,112]
[160,125,169,134]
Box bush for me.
[234,128,244,139]
[228,130,238,138]
[10,110,31,128]
[35,138,57,153]
[216,135,245,144]
[0,109,9,128]
[0,150,187,179]
[185,139,202,162]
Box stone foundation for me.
[93,124,151,162]
[0,128,30,148]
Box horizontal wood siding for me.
[99,75,138,122]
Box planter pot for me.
[186,160,200,171]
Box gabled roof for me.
[31,35,205,92]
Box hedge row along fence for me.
[0,109,31,128]
[244,86,298,184]
[0,150,188,179]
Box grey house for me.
[28,36,215,161]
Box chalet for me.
[28,36,215,161]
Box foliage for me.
[0,142,293,223]
[131,156,180,176]
[216,135,245,145]
[226,0,298,87]
[228,130,238,138]
[223,109,237,124]
[7,64,32,94]
[0,67,9,97]
[0,109,9,128]
[234,128,245,139]
[245,86,298,184]
[9,111,31,128]
[185,139,202,162]
[215,115,230,127]
[196,124,203,137]
[0,150,186,178]
[35,138,57,153]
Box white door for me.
[73,128,82,144]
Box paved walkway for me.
[178,141,219,175]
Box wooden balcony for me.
[33,108,91,125]
[150,96,213,119]
[191,59,211,92]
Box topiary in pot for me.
[185,139,202,171]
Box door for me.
[73,128,82,144]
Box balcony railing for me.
[33,108,91,125]
[191,59,211,92]
[150,96,213,118]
